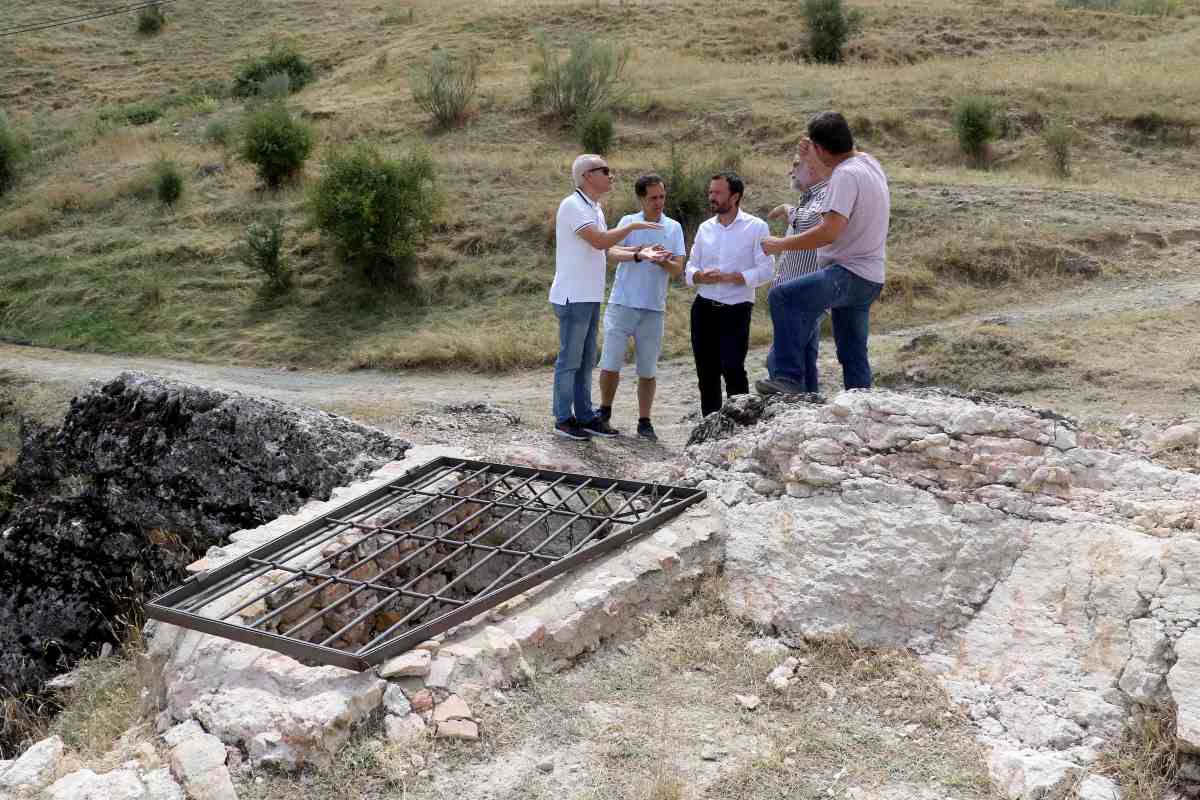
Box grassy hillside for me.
[1,0,1198,370]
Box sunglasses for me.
[587,166,612,176]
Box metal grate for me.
[145,457,706,671]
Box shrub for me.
[239,102,314,189]
[577,110,614,155]
[1043,124,1074,178]
[1128,0,1181,15]
[803,0,863,64]
[1055,0,1119,8]
[529,32,630,124]
[953,96,997,167]
[204,118,232,146]
[0,112,27,196]
[136,4,166,34]
[232,42,314,98]
[100,101,163,126]
[308,142,440,289]
[663,142,744,237]
[254,72,292,101]
[410,49,479,130]
[240,213,290,293]
[154,159,183,205]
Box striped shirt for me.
[774,180,829,286]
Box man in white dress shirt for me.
[550,154,668,440]
[685,170,775,417]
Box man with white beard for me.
[766,145,833,393]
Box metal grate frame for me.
[146,457,707,671]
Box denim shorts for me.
[599,303,665,378]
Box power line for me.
[0,1,181,38]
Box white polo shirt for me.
[550,189,607,305]
[684,209,775,305]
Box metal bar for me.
[145,457,707,672]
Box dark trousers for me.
[690,296,753,417]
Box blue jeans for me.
[766,315,822,393]
[552,302,601,425]
[767,265,883,390]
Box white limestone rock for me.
[142,768,186,800]
[169,732,237,800]
[45,768,146,800]
[155,630,385,771]
[1077,774,1122,800]
[987,748,1081,800]
[384,713,427,745]
[1168,628,1200,751]
[0,735,64,795]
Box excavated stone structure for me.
[686,389,1200,799]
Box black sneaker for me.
[755,377,807,397]
[637,419,658,442]
[599,405,613,423]
[554,418,589,440]
[580,416,619,437]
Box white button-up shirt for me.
[684,209,775,304]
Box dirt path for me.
[4,270,1200,465]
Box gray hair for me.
[572,154,604,188]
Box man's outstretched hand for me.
[761,236,786,256]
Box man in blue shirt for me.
[597,174,686,441]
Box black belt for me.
[697,296,749,308]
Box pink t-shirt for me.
[817,153,890,284]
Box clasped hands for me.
[637,244,672,264]
[693,268,740,285]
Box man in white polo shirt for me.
[550,154,666,440]
[597,173,686,442]
[685,170,775,417]
[759,112,890,395]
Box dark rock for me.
[0,371,409,695]
[687,393,824,447]
[195,163,225,178]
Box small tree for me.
[529,32,630,124]
[1043,123,1074,178]
[240,213,291,294]
[309,142,440,289]
[154,159,183,205]
[233,42,315,98]
[954,96,997,167]
[577,110,614,155]
[136,3,166,34]
[663,143,744,238]
[239,102,314,189]
[803,0,863,64]
[410,49,479,130]
[0,112,27,196]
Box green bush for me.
[308,142,440,289]
[803,0,863,64]
[953,96,997,167]
[154,159,183,205]
[239,102,314,189]
[1043,124,1074,178]
[233,42,314,99]
[1127,0,1181,15]
[136,4,166,34]
[1055,0,1119,8]
[529,32,630,124]
[254,72,293,101]
[663,143,744,237]
[0,112,27,195]
[100,101,163,126]
[204,118,232,146]
[410,50,479,130]
[240,213,291,293]
[577,110,614,155]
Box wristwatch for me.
[633,247,643,262]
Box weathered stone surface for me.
[1169,628,1200,751]
[434,719,479,740]
[1,372,408,694]
[767,658,798,693]
[384,714,427,745]
[169,732,237,800]
[734,694,760,711]
[432,695,472,723]
[142,767,186,800]
[149,628,386,771]
[379,650,431,679]
[45,768,146,800]
[1077,774,1121,800]
[382,684,412,717]
[0,735,63,794]
[687,389,1200,799]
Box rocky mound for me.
[687,389,1200,798]
[0,372,409,696]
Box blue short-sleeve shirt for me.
[608,212,686,312]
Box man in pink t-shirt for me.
[758,111,890,395]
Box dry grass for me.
[46,654,148,762]
[0,0,1197,370]
[1097,709,1180,800]
[240,579,1000,800]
